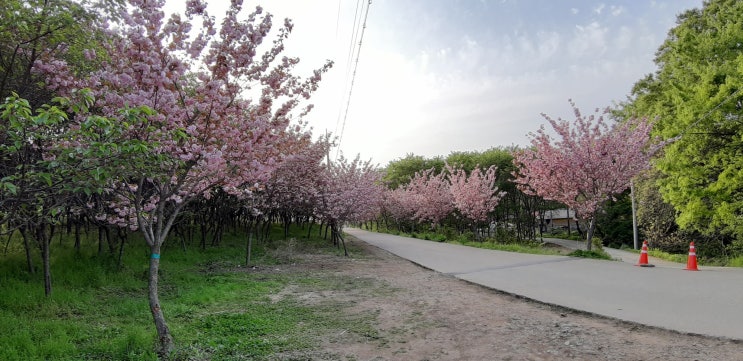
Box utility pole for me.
[630,180,639,250]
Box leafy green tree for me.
[383,153,444,189]
[445,151,478,171]
[0,94,70,293]
[624,0,743,244]
[0,0,107,105]
[594,190,633,248]
[0,91,157,296]
[0,1,115,266]
[633,169,729,257]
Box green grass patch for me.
[568,249,613,260]
[448,240,563,256]
[647,249,688,264]
[0,225,381,360]
[644,248,743,267]
[371,226,563,256]
[727,255,743,268]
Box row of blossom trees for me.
[1,0,384,355]
[380,102,658,250]
[381,163,505,239]
[2,1,661,356]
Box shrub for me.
[568,249,612,260]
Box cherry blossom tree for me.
[381,187,416,231]
[317,154,383,255]
[34,0,331,354]
[513,100,655,250]
[406,168,454,228]
[261,133,330,238]
[1,91,159,297]
[447,164,505,238]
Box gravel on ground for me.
[272,236,742,361]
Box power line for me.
[669,87,743,143]
[333,0,364,137]
[334,0,342,40]
[336,0,371,159]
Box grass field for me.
[0,225,377,360]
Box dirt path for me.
[276,237,742,360]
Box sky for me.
[178,0,704,166]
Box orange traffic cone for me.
[684,242,699,271]
[635,240,655,267]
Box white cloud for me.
[569,21,609,59]
[615,26,634,50]
[610,5,625,16]
[158,0,704,165]
[536,31,561,61]
[457,35,483,71]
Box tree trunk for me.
[245,223,253,267]
[4,230,13,255]
[148,243,173,357]
[74,221,81,251]
[199,223,207,250]
[333,224,349,256]
[20,227,35,274]
[306,220,313,239]
[585,217,596,251]
[37,225,52,297]
[117,232,126,270]
[98,226,105,255]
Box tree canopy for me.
[513,101,655,249]
[623,0,743,241]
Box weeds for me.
[0,225,379,360]
[568,249,613,260]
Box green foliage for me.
[0,225,380,360]
[418,231,446,242]
[382,147,516,191]
[568,249,612,260]
[623,0,743,242]
[647,249,690,264]
[595,190,633,248]
[375,225,560,255]
[380,147,545,243]
[0,93,161,230]
[0,0,106,104]
[548,231,583,241]
[382,153,444,189]
[450,239,562,256]
[727,255,743,267]
[455,231,475,243]
[445,147,516,173]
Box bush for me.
[727,256,743,268]
[568,249,612,260]
[455,231,475,243]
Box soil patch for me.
[271,237,742,360]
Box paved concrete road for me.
[540,237,684,267]
[345,228,743,340]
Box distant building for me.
[542,209,577,232]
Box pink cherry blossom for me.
[513,100,655,249]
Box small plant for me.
[456,231,475,243]
[727,255,743,268]
[591,237,604,250]
[568,249,612,260]
[647,249,687,264]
